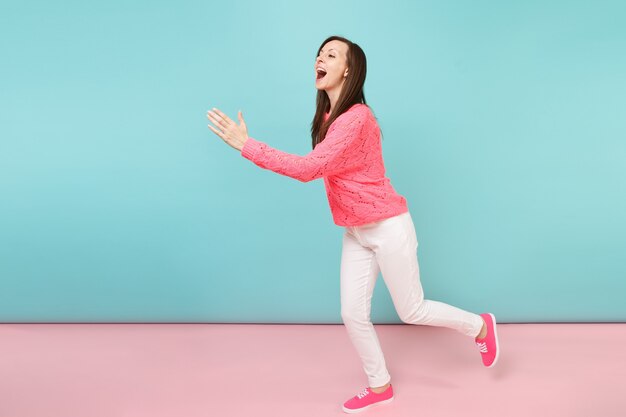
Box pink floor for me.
[1,323,624,416]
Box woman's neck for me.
[326,87,342,114]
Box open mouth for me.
[316,69,327,81]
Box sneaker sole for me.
[486,313,500,368]
[342,396,394,413]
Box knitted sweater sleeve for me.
[240,107,368,182]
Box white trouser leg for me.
[340,228,390,388]
[340,211,484,388]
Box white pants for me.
[340,210,484,388]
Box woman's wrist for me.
[239,137,249,152]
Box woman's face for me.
[315,40,349,92]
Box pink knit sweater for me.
[240,103,408,226]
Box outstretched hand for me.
[207,107,249,151]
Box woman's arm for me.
[241,107,368,182]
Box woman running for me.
[206,35,500,414]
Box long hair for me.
[311,35,384,149]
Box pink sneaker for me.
[475,313,500,368]
[342,384,394,413]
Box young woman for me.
[207,35,500,414]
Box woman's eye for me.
[329,55,334,58]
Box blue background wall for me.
[1,1,625,323]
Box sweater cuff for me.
[241,137,262,161]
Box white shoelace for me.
[357,388,370,399]
[476,341,488,353]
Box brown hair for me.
[310,35,384,149]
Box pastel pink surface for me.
[1,323,625,416]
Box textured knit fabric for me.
[240,103,408,226]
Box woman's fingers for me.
[208,114,236,148]
[207,111,227,130]
[207,107,244,150]
[211,108,233,125]
[207,123,226,141]
[207,107,233,129]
